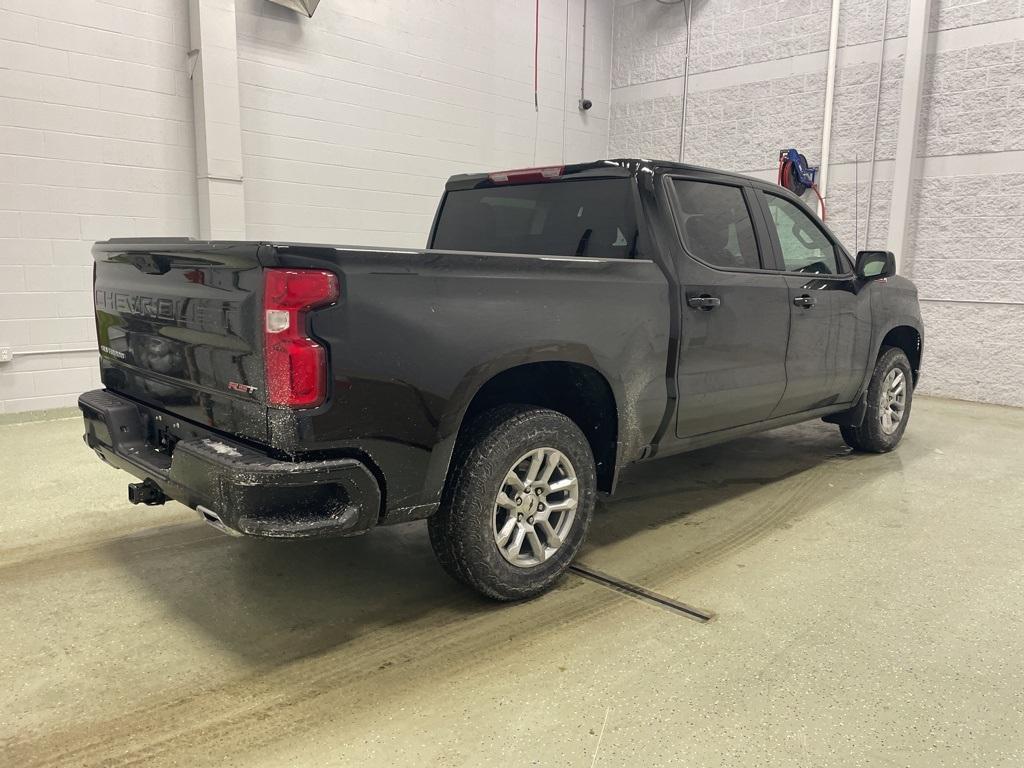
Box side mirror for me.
[856,250,896,280]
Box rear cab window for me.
[669,179,763,271]
[431,178,640,259]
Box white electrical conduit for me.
[561,0,570,163]
[817,0,842,219]
[580,0,588,107]
[9,348,95,357]
[676,0,692,162]
[861,0,890,251]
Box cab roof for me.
[443,159,770,191]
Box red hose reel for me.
[777,149,827,220]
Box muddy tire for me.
[428,406,596,601]
[840,346,913,453]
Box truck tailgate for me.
[92,240,269,443]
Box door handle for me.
[793,294,816,308]
[687,295,721,310]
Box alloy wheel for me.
[879,368,907,434]
[492,447,579,568]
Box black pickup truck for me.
[79,159,923,600]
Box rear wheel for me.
[428,406,596,601]
[840,346,913,453]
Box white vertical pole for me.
[887,0,934,271]
[677,0,692,163]
[189,0,246,240]
[817,0,841,219]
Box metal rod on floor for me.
[570,562,714,623]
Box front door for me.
[757,191,866,416]
[669,177,791,438]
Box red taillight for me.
[263,268,339,408]
[488,165,564,184]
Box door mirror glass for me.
[855,250,896,280]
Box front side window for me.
[764,194,840,275]
[671,180,761,270]
[432,178,639,259]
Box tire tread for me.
[840,346,913,453]
[428,405,595,601]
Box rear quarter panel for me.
[267,245,671,516]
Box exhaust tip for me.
[196,505,243,537]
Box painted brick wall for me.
[608,0,902,231]
[919,301,1024,406]
[913,32,1024,407]
[822,178,894,252]
[0,0,197,414]
[236,0,613,248]
[608,93,681,160]
[609,0,1024,408]
[931,0,1024,30]
[684,73,828,173]
[908,173,1024,304]
[611,0,686,88]
[919,41,1024,157]
[0,0,613,413]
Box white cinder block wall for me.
[2,0,1020,413]
[0,0,613,413]
[234,0,611,247]
[609,0,1024,408]
[0,0,197,413]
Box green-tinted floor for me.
[1,397,1022,767]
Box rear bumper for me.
[79,389,382,538]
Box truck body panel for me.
[92,240,269,443]
[79,159,923,543]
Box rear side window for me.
[432,179,639,259]
[671,180,761,270]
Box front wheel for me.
[428,406,596,601]
[840,346,914,453]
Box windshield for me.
[431,178,639,259]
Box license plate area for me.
[139,408,210,460]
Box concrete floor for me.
[1,397,1022,767]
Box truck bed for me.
[91,237,672,516]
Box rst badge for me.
[227,381,257,395]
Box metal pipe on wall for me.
[676,0,692,163]
[10,348,95,357]
[580,0,588,106]
[861,0,891,251]
[816,0,842,218]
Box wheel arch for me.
[424,351,624,504]
[457,361,619,492]
[879,324,923,385]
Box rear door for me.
[756,191,868,416]
[92,240,269,442]
[667,176,791,438]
